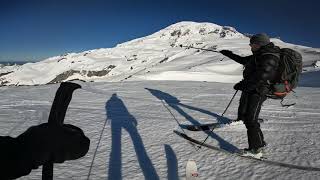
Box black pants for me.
[238,92,267,150]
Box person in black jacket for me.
[220,33,280,156]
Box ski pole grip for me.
[42,82,81,180]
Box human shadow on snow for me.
[146,88,239,153]
[164,144,179,180]
[106,93,159,180]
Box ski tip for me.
[186,159,199,179]
[179,124,200,131]
[173,130,187,136]
[173,130,182,135]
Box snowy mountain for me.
[1,21,319,86]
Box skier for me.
[0,123,90,179]
[220,33,280,157]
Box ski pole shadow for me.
[106,93,159,180]
[164,144,179,180]
[145,88,231,124]
[146,88,239,153]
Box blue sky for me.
[1,0,319,62]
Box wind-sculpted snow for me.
[1,21,319,86]
[1,81,319,179]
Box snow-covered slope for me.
[1,81,319,179]
[1,21,319,86]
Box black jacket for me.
[225,43,280,94]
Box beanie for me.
[250,33,270,46]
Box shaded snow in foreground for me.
[0,81,320,179]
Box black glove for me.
[16,123,90,169]
[220,50,233,57]
[233,81,245,91]
[256,84,270,96]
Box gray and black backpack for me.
[266,48,303,99]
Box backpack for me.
[265,48,303,99]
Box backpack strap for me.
[261,52,280,59]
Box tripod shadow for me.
[146,88,239,153]
[106,93,159,180]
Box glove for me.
[233,81,245,91]
[16,123,90,169]
[219,50,233,56]
[256,84,270,96]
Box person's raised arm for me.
[220,50,250,65]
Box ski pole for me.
[197,90,238,149]
[222,90,238,116]
[42,82,81,180]
[179,44,219,53]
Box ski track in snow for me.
[0,81,319,180]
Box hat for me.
[250,33,270,46]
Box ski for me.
[42,82,81,180]
[174,130,320,171]
[180,119,264,132]
[180,122,226,131]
